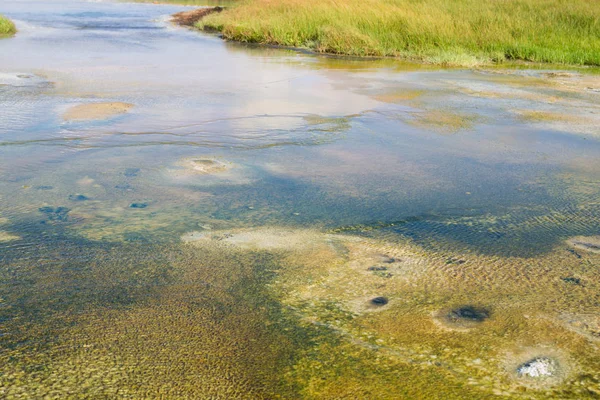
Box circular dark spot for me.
[69,194,89,201]
[370,296,388,306]
[124,168,140,177]
[447,305,490,323]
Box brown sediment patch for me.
[63,102,133,121]
[185,158,230,175]
[172,7,223,27]
[372,90,423,103]
[566,236,600,254]
[0,231,20,242]
[408,109,476,133]
[516,110,581,123]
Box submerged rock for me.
[367,265,388,272]
[517,357,559,378]
[39,206,71,221]
[69,194,89,202]
[124,168,140,177]
[561,276,581,285]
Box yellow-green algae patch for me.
[407,109,477,134]
[0,231,20,242]
[62,102,133,121]
[516,110,582,123]
[0,242,305,398]
[186,227,600,398]
[372,90,424,104]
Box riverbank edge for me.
[171,4,599,68]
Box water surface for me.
[1,1,600,398]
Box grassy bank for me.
[0,14,16,37]
[199,0,600,66]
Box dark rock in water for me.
[561,276,581,285]
[368,265,388,271]
[376,254,395,264]
[447,306,490,323]
[370,296,389,306]
[35,185,54,191]
[124,168,140,177]
[69,194,89,202]
[39,206,71,221]
[129,202,148,209]
[115,183,132,190]
[516,357,558,378]
[566,248,582,259]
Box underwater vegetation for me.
[179,227,600,398]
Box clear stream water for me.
[1,1,600,398]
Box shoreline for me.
[170,0,600,68]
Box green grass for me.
[199,0,600,66]
[0,14,16,37]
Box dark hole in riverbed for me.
[370,297,389,306]
[447,306,490,323]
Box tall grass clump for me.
[0,14,16,37]
[199,0,600,66]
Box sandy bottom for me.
[62,102,133,121]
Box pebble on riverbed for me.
[517,357,559,378]
[505,348,570,387]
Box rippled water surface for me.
[1,1,600,398]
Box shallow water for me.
[1,0,600,398]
